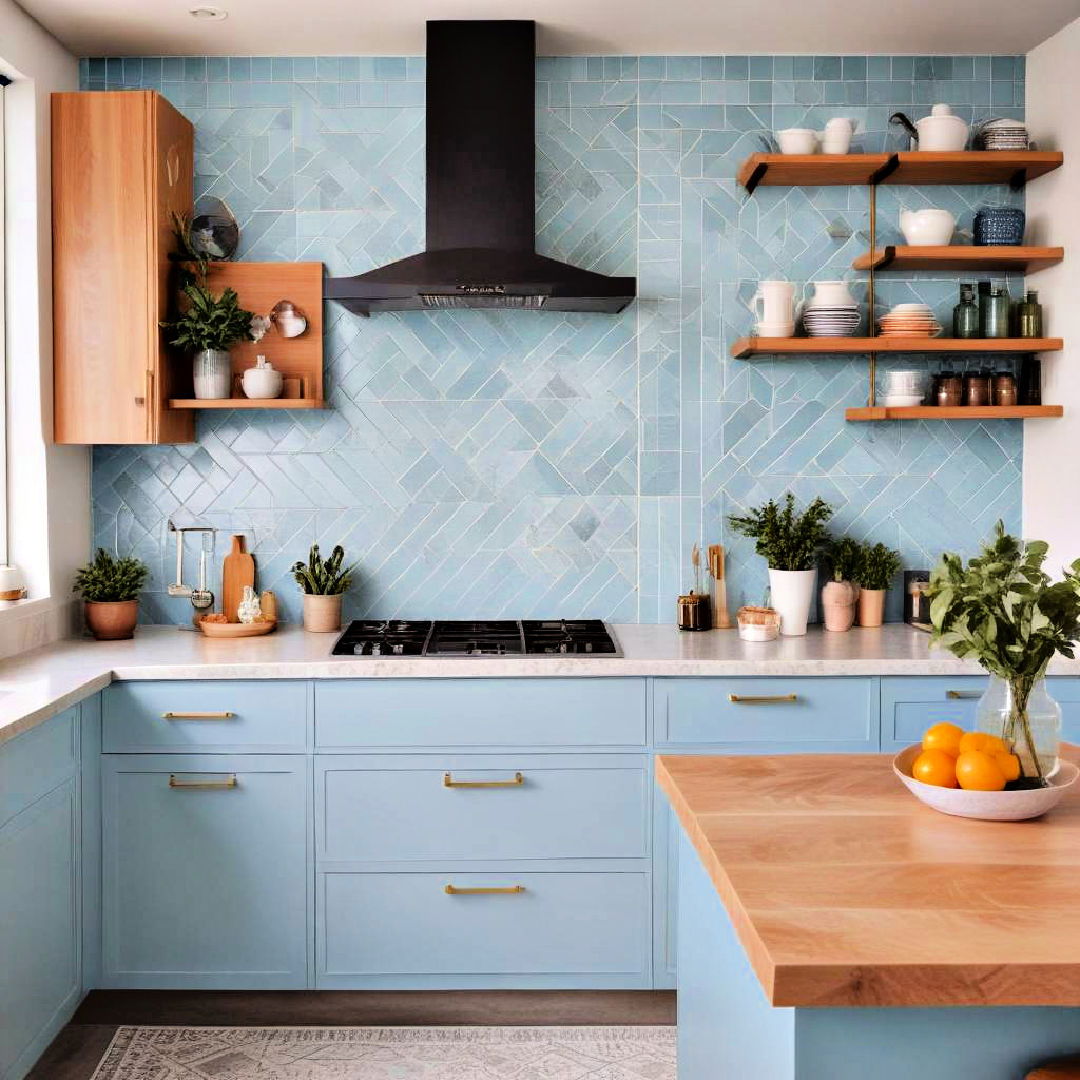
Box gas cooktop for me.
[331,619,620,657]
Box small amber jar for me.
[993,370,1018,406]
[936,372,963,407]
[964,369,991,406]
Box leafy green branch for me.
[727,494,833,572]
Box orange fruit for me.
[912,748,960,788]
[955,750,1007,791]
[995,752,1021,783]
[922,721,964,757]
[958,731,990,754]
[981,734,1009,757]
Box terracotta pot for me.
[821,580,859,632]
[84,599,138,640]
[303,593,343,633]
[858,588,886,628]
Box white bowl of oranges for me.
[893,722,1078,821]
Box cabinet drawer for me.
[103,681,309,752]
[884,676,1080,748]
[317,754,648,862]
[319,871,649,982]
[0,707,77,828]
[315,679,646,748]
[655,678,875,748]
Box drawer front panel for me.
[656,677,875,747]
[103,681,308,752]
[315,679,646,748]
[320,871,649,978]
[318,755,648,862]
[0,707,77,829]
[101,754,309,988]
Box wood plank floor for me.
[28,990,676,1079]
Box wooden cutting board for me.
[222,535,255,623]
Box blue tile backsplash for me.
[84,53,1026,624]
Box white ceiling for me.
[19,0,1080,57]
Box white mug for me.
[751,281,797,332]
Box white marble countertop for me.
[0,622,1076,746]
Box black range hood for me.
[325,21,636,316]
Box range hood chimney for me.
[325,21,636,316]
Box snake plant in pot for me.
[728,494,833,636]
[73,548,149,640]
[291,543,358,633]
[929,522,1080,784]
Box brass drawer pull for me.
[444,884,526,896]
[728,694,798,705]
[946,690,982,700]
[169,773,238,790]
[443,771,524,788]
[161,711,236,720]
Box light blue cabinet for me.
[101,753,310,988]
[0,709,82,1080]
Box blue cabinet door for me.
[0,707,82,1080]
[101,754,310,988]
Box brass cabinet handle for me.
[443,771,524,788]
[444,884,526,896]
[169,773,238,790]
[946,690,982,700]
[161,711,236,720]
[728,693,798,704]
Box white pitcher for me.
[751,280,796,336]
[804,280,857,309]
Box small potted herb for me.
[73,548,149,640]
[929,523,1080,783]
[854,542,902,627]
[820,536,862,633]
[161,282,255,400]
[291,544,358,633]
[728,494,833,636]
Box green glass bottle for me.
[952,283,980,339]
[1016,290,1044,338]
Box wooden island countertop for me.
[657,751,1080,1009]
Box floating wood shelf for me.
[732,336,1063,359]
[853,246,1064,274]
[847,405,1063,422]
[168,398,324,410]
[737,151,1063,193]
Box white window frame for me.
[0,80,7,565]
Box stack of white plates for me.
[878,303,942,338]
[802,305,861,338]
[983,119,1029,151]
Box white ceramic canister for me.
[899,208,956,246]
[804,280,858,309]
[242,354,284,399]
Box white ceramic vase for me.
[768,568,816,636]
[193,348,232,400]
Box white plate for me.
[883,394,925,407]
[893,744,1079,821]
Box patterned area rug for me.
[90,1025,676,1079]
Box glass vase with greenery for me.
[928,522,1080,784]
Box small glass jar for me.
[1016,289,1044,338]
[952,282,980,339]
[977,674,1061,781]
[936,370,963,407]
[980,284,1011,339]
[677,592,710,631]
[993,369,1018,406]
[964,369,991,406]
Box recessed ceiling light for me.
[189,5,228,19]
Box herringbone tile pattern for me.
[84,54,1025,624]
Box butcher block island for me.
[657,751,1080,1080]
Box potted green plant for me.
[161,282,255,400]
[820,536,862,633]
[728,494,833,636]
[291,543,358,633]
[929,522,1080,784]
[73,548,149,640]
[854,542,902,627]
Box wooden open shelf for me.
[732,336,1063,359]
[168,397,324,410]
[847,405,1063,422]
[737,151,1063,193]
[853,246,1064,274]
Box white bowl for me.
[756,322,795,338]
[777,128,818,155]
[883,394,925,407]
[893,744,1078,821]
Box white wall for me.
[0,0,88,656]
[1024,16,1080,566]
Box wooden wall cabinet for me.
[52,91,195,444]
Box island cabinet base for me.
[677,834,1080,1080]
